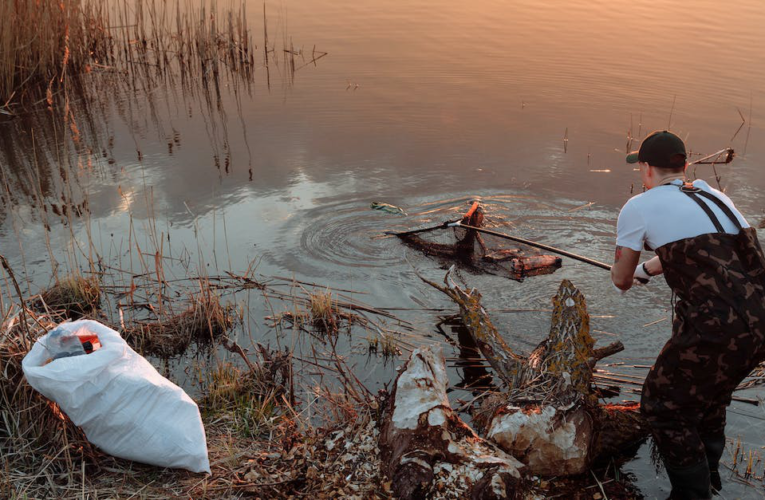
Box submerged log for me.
[422,270,647,476]
[379,345,527,500]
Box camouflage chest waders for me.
[640,184,765,498]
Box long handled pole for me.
[385,219,460,237]
[451,222,613,271]
[385,201,482,238]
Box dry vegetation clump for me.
[0,307,106,499]
[37,274,101,319]
[367,332,401,359]
[122,290,237,358]
[310,289,340,334]
[200,345,292,438]
[268,288,364,340]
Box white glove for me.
[633,262,652,284]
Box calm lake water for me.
[2,0,765,497]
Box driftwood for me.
[379,346,527,500]
[420,270,646,476]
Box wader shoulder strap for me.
[694,190,744,231]
[682,190,725,232]
[679,183,742,233]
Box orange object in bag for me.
[77,332,102,354]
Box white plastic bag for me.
[22,320,210,473]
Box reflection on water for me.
[1,0,765,497]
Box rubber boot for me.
[665,460,712,500]
[701,433,725,493]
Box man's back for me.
[617,179,749,252]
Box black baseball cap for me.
[626,130,687,168]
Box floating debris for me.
[396,202,561,281]
[370,202,407,216]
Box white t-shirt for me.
[616,179,750,252]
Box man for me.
[611,130,765,499]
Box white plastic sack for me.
[22,319,210,473]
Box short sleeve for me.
[616,199,646,251]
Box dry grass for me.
[200,345,292,439]
[122,289,237,358]
[37,274,101,319]
[367,332,400,359]
[267,288,364,341]
[380,333,399,358]
[0,307,105,499]
[309,289,340,334]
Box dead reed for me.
[0,253,396,498]
[367,332,400,359]
[1,300,383,498]
[309,289,339,334]
[0,0,256,108]
[0,0,104,106]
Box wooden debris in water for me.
[398,203,562,281]
[422,271,646,475]
[568,201,595,212]
[564,127,569,153]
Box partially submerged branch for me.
[418,267,527,389]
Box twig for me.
[220,337,256,373]
[0,254,30,344]
[590,470,610,500]
[668,95,676,130]
[643,317,667,327]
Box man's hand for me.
[633,262,652,284]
